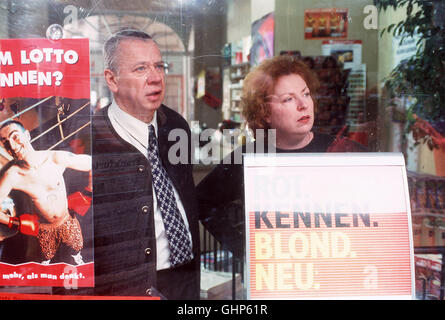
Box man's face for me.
[105,38,166,122]
[0,123,31,160]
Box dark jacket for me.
[71,104,200,298]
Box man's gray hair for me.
[103,28,153,74]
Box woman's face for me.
[266,73,314,146]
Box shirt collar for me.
[109,100,158,140]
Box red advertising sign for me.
[244,153,415,299]
[0,38,90,99]
[0,38,93,289]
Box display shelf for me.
[408,171,445,299]
[229,62,250,81]
[224,63,250,124]
[414,247,445,300]
[408,171,445,248]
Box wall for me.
[226,0,275,44]
[275,0,378,86]
[193,1,228,129]
[191,0,254,130]
[0,2,7,38]
[251,0,275,26]
[8,1,49,38]
[226,0,251,44]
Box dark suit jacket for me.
[77,104,200,298]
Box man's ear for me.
[104,69,118,94]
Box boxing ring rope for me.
[30,100,91,149]
[0,97,91,153]
[48,121,90,150]
[0,96,53,126]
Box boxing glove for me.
[68,188,92,216]
[8,214,39,236]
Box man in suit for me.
[89,29,200,299]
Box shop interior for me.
[0,0,444,300]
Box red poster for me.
[0,38,90,99]
[304,8,348,40]
[0,38,93,289]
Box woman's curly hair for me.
[241,55,320,134]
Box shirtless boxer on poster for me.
[0,120,92,265]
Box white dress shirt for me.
[108,101,192,270]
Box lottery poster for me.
[0,38,93,289]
